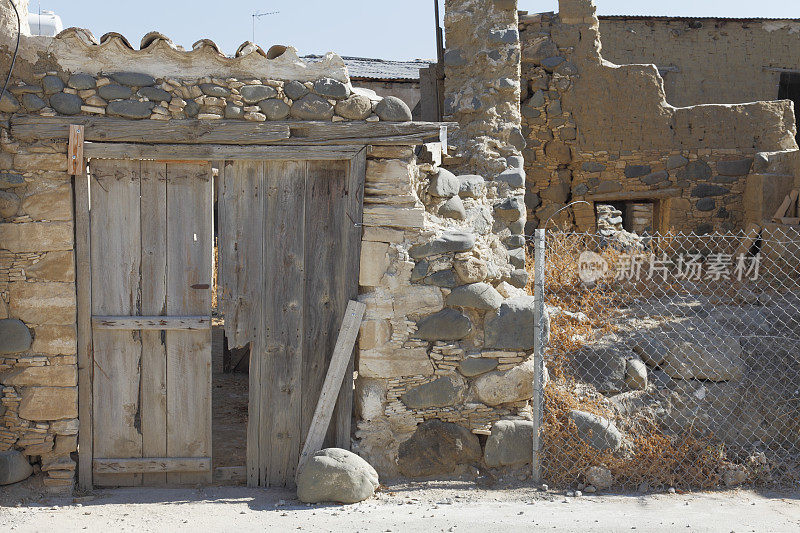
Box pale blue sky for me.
[42,1,800,61]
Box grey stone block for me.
[438,196,466,220]
[716,158,753,176]
[110,72,156,87]
[458,357,499,377]
[98,84,133,100]
[569,410,623,452]
[691,184,729,198]
[400,375,465,409]
[484,420,533,467]
[397,420,481,477]
[409,231,476,259]
[296,448,378,504]
[375,96,412,122]
[290,94,334,120]
[67,73,96,90]
[49,92,82,115]
[624,164,651,178]
[0,319,32,354]
[199,83,230,97]
[484,296,536,350]
[429,168,460,198]
[313,77,349,100]
[42,75,65,94]
[240,84,278,104]
[137,86,171,102]
[259,98,291,120]
[414,309,473,341]
[107,100,155,119]
[283,80,309,100]
[446,283,503,311]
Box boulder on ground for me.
[585,465,613,489]
[568,410,623,452]
[661,337,744,381]
[484,419,533,467]
[0,450,33,485]
[569,339,630,393]
[398,420,482,477]
[296,448,379,504]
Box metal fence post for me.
[532,228,546,484]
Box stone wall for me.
[598,16,800,107]
[0,0,424,493]
[518,0,799,233]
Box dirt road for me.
[1,481,798,532]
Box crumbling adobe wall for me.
[519,0,798,233]
[598,17,800,107]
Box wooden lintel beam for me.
[11,115,456,146]
[92,315,211,330]
[84,142,365,161]
[93,457,211,474]
[585,188,681,202]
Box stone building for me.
[2,0,799,495]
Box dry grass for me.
[528,232,730,489]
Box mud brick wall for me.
[518,0,798,233]
[598,17,800,107]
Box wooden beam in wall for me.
[83,142,365,161]
[585,188,681,202]
[10,116,455,146]
[72,124,93,491]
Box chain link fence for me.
[531,226,800,491]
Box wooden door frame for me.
[74,142,368,490]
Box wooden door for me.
[219,156,364,488]
[88,158,213,486]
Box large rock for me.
[569,339,630,393]
[110,72,156,87]
[400,375,465,409]
[625,359,648,390]
[585,465,613,489]
[283,80,309,100]
[484,296,536,350]
[458,357,498,377]
[313,77,349,99]
[199,83,230,98]
[258,98,291,120]
[398,420,481,477]
[473,359,547,406]
[0,319,32,354]
[458,175,485,198]
[374,96,412,121]
[290,94,334,120]
[415,309,472,341]
[494,197,525,222]
[335,94,372,120]
[569,410,623,452]
[429,168,460,198]
[98,84,133,100]
[49,92,82,115]
[446,283,503,311]
[438,195,466,220]
[137,86,171,102]
[495,168,525,188]
[661,337,744,381]
[67,73,96,90]
[296,448,379,504]
[240,84,278,104]
[631,332,668,367]
[107,100,155,119]
[409,231,476,259]
[484,419,533,467]
[0,450,33,485]
[42,75,65,94]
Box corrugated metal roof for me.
[598,15,800,23]
[304,55,433,81]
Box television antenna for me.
[252,11,279,43]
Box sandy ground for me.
[1,481,798,533]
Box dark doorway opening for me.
[778,72,800,145]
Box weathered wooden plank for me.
[68,124,84,175]
[333,148,366,449]
[74,141,92,491]
[301,160,348,452]
[11,115,453,145]
[213,465,246,483]
[93,457,211,474]
[92,316,211,330]
[261,160,306,487]
[166,162,213,485]
[89,158,143,487]
[84,142,364,161]
[585,188,681,202]
[298,300,366,471]
[139,161,168,486]
[12,116,289,144]
[283,121,451,145]
[219,160,265,487]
